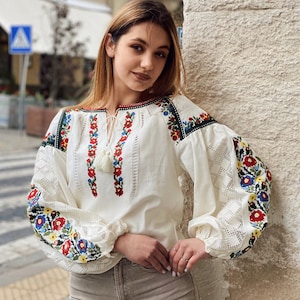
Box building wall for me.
[182,0,300,299]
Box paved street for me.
[0,129,69,299]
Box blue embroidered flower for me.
[77,239,88,253]
[241,175,254,187]
[259,191,269,202]
[35,215,46,229]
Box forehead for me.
[122,22,170,46]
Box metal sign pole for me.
[9,25,32,136]
[18,54,30,136]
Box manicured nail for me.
[172,271,177,277]
[184,268,188,273]
[167,266,171,272]
[177,272,181,277]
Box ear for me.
[105,33,115,58]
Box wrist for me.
[113,233,129,254]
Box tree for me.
[41,1,87,106]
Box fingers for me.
[169,238,208,277]
[148,242,171,274]
[172,249,193,276]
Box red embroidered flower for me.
[124,120,132,128]
[90,138,97,144]
[170,116,176,122]
[266,170,272,181]
[28,188,38,200]
[43,132,50,141]
[171,130,180,141]
[116,188,123,196]
[52,217,66,231]
[88,168,96,178]
[114,148,122,157]
[60,138,69,149]
[114,167,122,177]
[200,113,210,120]
[88,149,96,157]
[250,210,266,222]
[62,240,71,255]
[243,156,257,167]
[92,189,98,197]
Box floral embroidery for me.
[27,185,102,263]
[182,113,216,136]
[42,132,56,147]
[230,136,272,259]
[59,111,72,151]
[87,114,99,197]
[113,112,135,196]
[41,110,72,151]
[156,99,182,141]
[156,98,216,142]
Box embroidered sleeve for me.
[177,123,272,259]
[27,119,128,274]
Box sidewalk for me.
[0,128,42,155]
[0,128,70,300]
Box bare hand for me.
[169,238,210,276]
[113,233,170,274]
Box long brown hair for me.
[76,0,186,109]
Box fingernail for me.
[184,268,188,273]
[162,270,166,274]
[167,266,171,272]
[177,272,181,277]
[172,271,177,277]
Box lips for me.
[133,72,150,81]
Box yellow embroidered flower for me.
[255,176,263,183]
[44,207,52,214]
[249,194,256,202]
[253,229,261,238]
[237,161,243,169]
[79,255,87,263]
[240,141,247,147]
[70,230,78,239]
[49,233,57,241]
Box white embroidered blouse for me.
[27,95,272,274]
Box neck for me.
[105,89,142,112]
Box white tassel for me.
[94,150,113,173]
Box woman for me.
[27,0,272,299]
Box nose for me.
[140,53,153,70]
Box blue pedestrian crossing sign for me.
[9,25,32,55]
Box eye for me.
[131,45,143,52]
[156,51,168,59]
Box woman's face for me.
[106,22,170,100]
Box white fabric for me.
[29,95,270,273]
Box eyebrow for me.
[130,38,170,51]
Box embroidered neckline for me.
[80,96,165,112]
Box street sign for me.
[9,25,32,55]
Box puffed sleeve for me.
[176,122,272,259]
[26,111,128,274]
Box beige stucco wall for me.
[182,0,300,299]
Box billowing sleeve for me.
[26,111,128,274]
[177,123,272,259]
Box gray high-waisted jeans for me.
[69,258,198,299]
